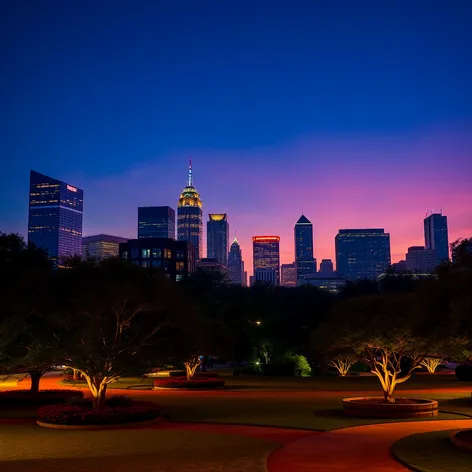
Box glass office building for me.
[207,213,229,266]
[294,215,315,282]
[138,206,175,239]
[28,170,83,267]
[424,212,449,267]
[253,236,280,285]
[335,229,391,280]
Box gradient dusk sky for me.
[1,0,471,274]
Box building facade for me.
[335,229,391,280]
[82,234,128,260]
[300,276,346,293]
[254,268,278,285]
[253,236,280,285]
[207,213,229,265]
[138,206,175,239]
[177,160,203,260]
[228,237,244,285]
[119,238,195,282]
[294,215,315,282]
[28,170,83,267]
[319,259,334,275]
[196,258,229,278]
[405,246,436,273]
[281,263,297,287]
[424,212,449,267]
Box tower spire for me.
[188,157,193,187]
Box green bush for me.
[350,361,370,373]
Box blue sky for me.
[1,0,471,269]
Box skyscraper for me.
[82,234,129,260]
[28,170,83,267]
[138,206,175,239]
[177,160,203,260]
[294,215,315,282]
[424,212,449,267]
[253,236,280,285]
[228,237,244,285]
[281,263,297,287]
[335,229,391,280]
[207,214,229,265]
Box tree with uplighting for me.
[57,257,185,408]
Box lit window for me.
[142,248,150,258]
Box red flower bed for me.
[37,401,161,425]
[0,389,83,406]
[154,375,225,389]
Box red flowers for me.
[38,402,161,425]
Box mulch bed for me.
[454,429,472,445]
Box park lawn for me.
[0,424,278,472]
[133,390,470,431]
[392,429,472,472]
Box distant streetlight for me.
[255,320,262,326]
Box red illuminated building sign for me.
[67,184,78,192]
[252,236,280,242]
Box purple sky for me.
[76,127,472,274]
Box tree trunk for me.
[84,375,109,409]
[92,383,107,409]
[28,370,43,393]
[73,369,81,381]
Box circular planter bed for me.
[154,373,225,389]
[342,396,438,418]
[451,429,472,453]
[37,400,161,429]
[0,389,83,407]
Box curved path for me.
[268,419,472,472]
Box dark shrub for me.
[106,395,133,407]
[262,362,294,376]
[38,401,161,425]
[0,389,83,407]
[350,361,370,373]
[154,377,225,389]
[455,364,472,381]
[233,364,261,376]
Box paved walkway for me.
[267,419,472,472]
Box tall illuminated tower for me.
[294,215,315,282]
[207,214,229,265]
[28,170,83,267]
[253,236,280,285]
[228,237,244,285]
[177,159,203,260]
[424,211,449,267]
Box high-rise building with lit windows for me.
[294,215,315,283]
[177,160,203,260]
[138,206,175,239]
[253,236,280,285]
[335,229,391,280]
[424,212,449,267]
[207,213,229,265]
[281,263,297,287]
[28,170,83,267]
[228,237,244,285]
[119,238,195,283]
[82,234,129,260]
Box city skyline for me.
[1,1,471,275]
[7,164,466,276]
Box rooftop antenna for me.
[188,157,193,187]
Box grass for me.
[136,390,468,431]
[0,424,278,472]
[392,429,472,472]
[6,371,472,430]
